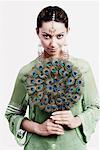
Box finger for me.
[53,131,64,135]
[52,110,71,116]
[53,124,64,130]
[50,130,64,135]
[50,115,70,121]
[54,120,69,125]
[46,119,62,126]
[50,123,64,130]
[52,127,64,132]
[47,125,64,133]
[50,115,60,120]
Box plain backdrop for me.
[0,0,100,150]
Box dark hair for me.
[36,6,68,34]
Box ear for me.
[36,28,39,35]
[68,27,70,32]
[66,27,70,33]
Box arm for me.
[5,70,29,145]
[21,118,64,136]
[5,69,64,143]
[50,61,100,143]
[50,110,82,129]
[76,62,100,143]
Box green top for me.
[5,56,100,150]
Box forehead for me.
[39,21,66,34]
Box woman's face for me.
[37,21,68,57]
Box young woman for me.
[5,6,100,150]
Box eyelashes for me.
[57,34,64,39]
[42,35,51,39]
[42,34,64,39]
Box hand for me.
[34,119,64,136]
[50,110,82,129]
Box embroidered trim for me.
[6,105,22,114]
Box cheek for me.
[41,39,50,47]
[58,39,66,46]
[38,34,50,47]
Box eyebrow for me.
[42,32,65,35]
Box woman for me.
[5,6,100,150]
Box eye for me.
[42,34,51,39]
[57,34,64,39]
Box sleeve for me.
[5,69,29,146]
[76,62,100,143]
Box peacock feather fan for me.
[25,58,84,113]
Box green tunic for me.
[5,56,100,150]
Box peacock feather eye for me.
[50,99,55,104]
[26,77,35,86]
[45,61,52,67]
[53,78,59,83]
[42,95,49,104]
[66,93,72,99]
[68,86,76,93]
[43,67,50,76]
[51,105,58,112]
[36,84,43,92]
[51,68,57,74]
[45,104,52,113]
[39,102,46,110]
[32,70,38,78]
[65,62,72,72]
[50,66,58,76]
[27,86,36,94]
[76,86,82,94]
[58,91,64,97]
[52,59,59,66]
[46,85,53,93]
[46,78,53,85]
[36,64,44,71]
[34,96,40,102]
[39,73,46,79]
[53,84,58,92]
[38,92,43,100]
[35,78,44,84]
[59,60,65,67]
[66,77,75,86]
[63,70,69,77]
[76,78,83,85]
[62,96,66,102]
[72,71,79,79]
[59,79,65,87]
[56,98,63,105]
[72,94,80,101]
[60,60,66,67]
[64,102,70,110]
[59,68,65,76]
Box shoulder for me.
[69,55,91,73]
[17,57,39,80]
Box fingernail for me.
[50,116,53,119]
[55,121,59,124]
[52,112,56,115]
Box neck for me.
[38,50,69,61]
[42,50,65,59]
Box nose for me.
[50,37,56,48]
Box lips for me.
[46,48,58,53]
[51,49,56,51]
[49,48,57,51]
